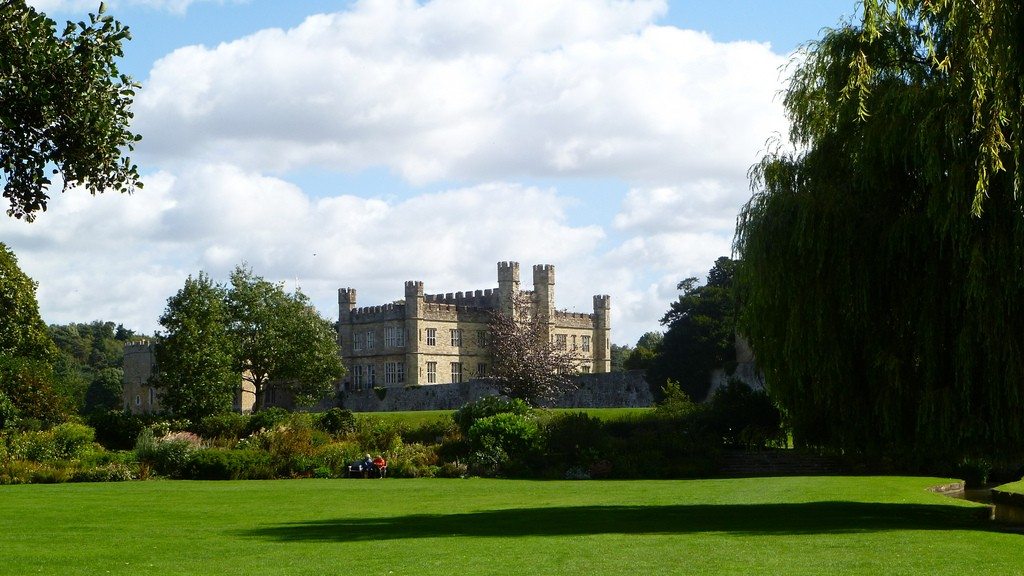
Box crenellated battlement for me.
[350,302,405,322]
[123,340,153,353]
[422,288,499,309]
[593,294,610,309]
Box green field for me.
[996,479,1024,495]
[353,407,651,426]
[1,477,1019,575]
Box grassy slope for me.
[0,477,1019,576]
[995,479,1024,495]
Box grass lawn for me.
[1,476,1019,576]
[996,479,1024,495]
[353,407,651,426]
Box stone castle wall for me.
[341,370,652,412]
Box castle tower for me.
[122,341,158,414]
[592,294,611,372]
[337,288,357,359]
[338,288,357,317]
[533,264,555,342]
[497,261,520,316]
[404,281,424,386]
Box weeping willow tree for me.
[735,1,1024,458]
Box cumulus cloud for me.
[6,0,796,345]
[134,0,787,185]
[1,167,608,336]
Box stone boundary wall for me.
[341,370,652,412]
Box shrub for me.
[0,389,19,430]
[402,415,458,445]
[352,417,404,453]
[247,407,290,435]
[706,380,784,448]
[195,413,250,441]
[183,449,274,480]
[467,412,541,477]
[311,441,363,477]
[88,410,149,450]
[387,442,440,478]
[51,423,96,459]
[8,430,57,461]
[316,408,356,437]
[541,412,608,471]
[150,419,192,438]
[70,462,135,482]
[454,396,531,435]
[653,380,700,419]
[135,429,201,478]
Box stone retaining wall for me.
[341,370,652,412]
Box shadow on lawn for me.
[240,501,995,542]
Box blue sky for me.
[11,0,859,345]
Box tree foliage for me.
[487,293,581,406]
[735,1,1024,456]
[647,257,736,402]
[155,273,237,421]
[0,243,68,422]
[622,331,662,371]
[49,320,139,413]
[0,243,57,362]
[156,266,345,415]
[0,1,142,220]
[225,265,344,412]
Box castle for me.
[337,262,611,390]
[124,261,611,413]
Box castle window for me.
[354,333,364,351]
[385,362,405,385]
[135,394,141,407]
[426,328,437,346]
[582,365,591,373]
[367,364,376,385]
[450,362,463,383]
[365,331,375,349]
[477,330,487,348]
[555,334,567,350]
[582,335,591,352]
[385,326,405,348]
[427,362,437,384]
[354,365,365,388]
[450,329,462,347]
[476,363,487,378]
[572,335,577,350]
[149,388,155,406]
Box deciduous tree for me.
[648,257,736,402]
[155,273,237,421]
[735,1,1024,456]
[0,1,141,220]
[226,266,344,412]
[487,293,581,406]
[0,243,67,422]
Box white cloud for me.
[2,167,614,337]
[6,0,795,346]
[134,0,787,186]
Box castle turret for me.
[592,294,611,373]
[497,261,520,316]
[338,288,357,317]
[533,264,555,341]
[404,281,424,386]
[337,288,357,361]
